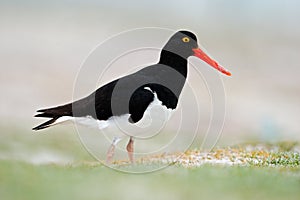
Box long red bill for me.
[192,48,231,76]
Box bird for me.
[33,30,231,164]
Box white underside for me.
[52,89,174,140]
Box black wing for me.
[33,63,183,130]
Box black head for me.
[161,30,198,60]
[160,30,231,76]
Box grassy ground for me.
[1,125,300,200]
[0,161,300,200]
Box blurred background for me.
[1,0,300,164]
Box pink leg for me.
[106,137,122,164]
[106,144,115,164]
[126,137,134,163]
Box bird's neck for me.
[158,50,188,77]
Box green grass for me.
[1,124,300,200]
[0,160,300,200]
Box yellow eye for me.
[182,37,190,42]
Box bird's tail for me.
[33,103,72,131]
[32,117,59,131]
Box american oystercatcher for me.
[33,30,231,163]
